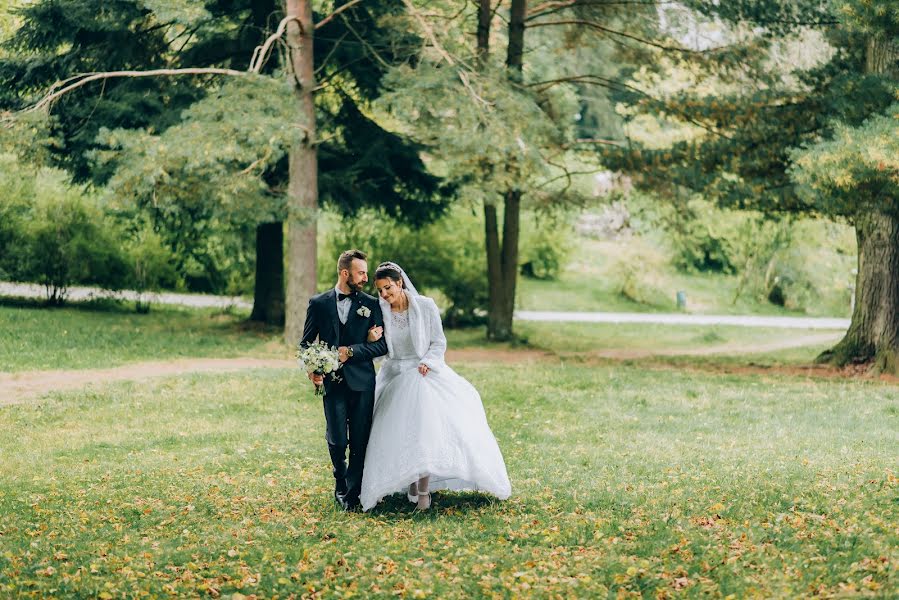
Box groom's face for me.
[343,259,368,292]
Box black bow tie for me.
[338,291,356,301]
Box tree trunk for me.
[819,35,899,371]
[245,1,287,324]
[484,203,508,339]
[476,0,490,67]
[485,0,527,341]
[818,210,899,371]
[249,222,285,325]
[284,0,318,346]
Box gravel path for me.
[0,281,253,310]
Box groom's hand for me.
[338,346,350,363]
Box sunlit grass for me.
[0,303,284,372]
[0,364,895,597]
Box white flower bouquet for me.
[296,340,342,396]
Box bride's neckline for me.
[392,291,410,313]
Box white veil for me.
[377,261,418,297]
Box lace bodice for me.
[389,310,418,359]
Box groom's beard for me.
[347,279,365,293]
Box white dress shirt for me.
[335,285,352,324]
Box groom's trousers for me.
[322,379,375,504]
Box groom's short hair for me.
[338,249,367,273]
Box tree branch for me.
[527,0,677,21]
[402,0,456,66]
[527,19,730,54]
[249,15,299,73]
[315,0,366,30]
[560,137,625,148]
[28,68,248,113]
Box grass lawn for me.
[0,302,284,372]
[1,361,896,597]
[2,302,847,375]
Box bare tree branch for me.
[527,19,730,54]
[28,68,248,113]
[527,0,677,22]
[560,137,625,148]
[402,0,456,66]
[249,15,299,73]
[315,0,366,30]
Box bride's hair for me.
[374,263,404,286]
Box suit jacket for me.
[301,289,388,392]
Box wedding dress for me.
[360,286,511,511]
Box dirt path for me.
[0,333,875,406]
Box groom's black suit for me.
[301,289,387,508]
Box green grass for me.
[0,364,896,597]
[516,321,840,356]
[516,238,852,318]
[0,303,284,372]
[517,267,817,316]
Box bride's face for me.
[375,277,404,306]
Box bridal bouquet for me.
[296,340,342,396]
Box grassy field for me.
[0,301,847,375]
[0,301,284,372]
[0,360,896,598]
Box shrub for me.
[20,186,129,304]
[607,240,671,307]
[125,226,182,312]
[0,155,36,280]
[519,218,573,281]
[662,197,738,274]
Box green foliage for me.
[0,153,32,280]
[607,239,672,306]
[20,179,128,304]
[519,217,574,280]
[95,77,295,224]
[660,198,738,274]
[790,104,899,216]
[603,0,899,223]
[123,225,181,312]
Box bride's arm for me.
[420,298,447,369]
[347,299,388,361]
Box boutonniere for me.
[357,305,371,318]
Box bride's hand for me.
[418,363,430,376]
[367,325,383,342]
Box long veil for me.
[377,262,423,362]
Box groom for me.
[301,249,387,511]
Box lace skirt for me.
[360,358,512,511]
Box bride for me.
[359,262,512,511]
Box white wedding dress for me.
[360,291,512,511]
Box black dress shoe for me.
[334,490,349,511]
[344,496,362,512]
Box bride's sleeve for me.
[420,298,447,369]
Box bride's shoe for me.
[415,491,431,511]
[407,482,418,503]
